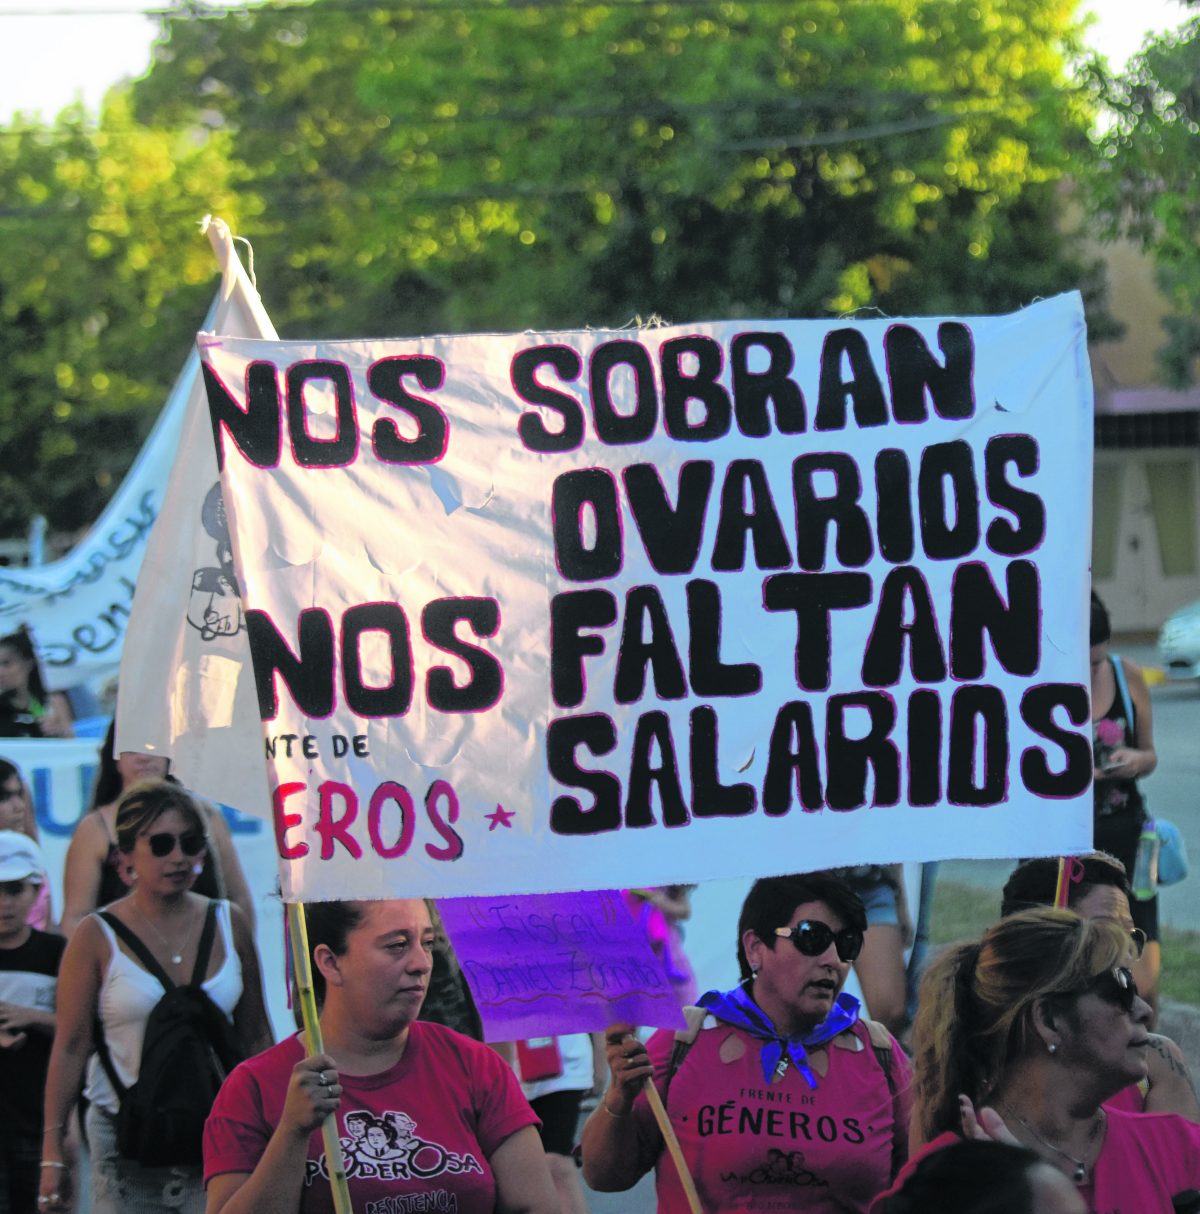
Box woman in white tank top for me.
[40,781,273,1214]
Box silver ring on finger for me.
[319,1071,330,1087]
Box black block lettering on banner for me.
[248,608,334,720]
[762,701,824,815]
[422,598,503,712]
[287,360,358,468]
[626,711,690,828]
[660,336,733,441]
[548,714,621,835]
[553,469,623,582]
[590,340,658,445]
[730,332,806,436]
[907,689,943,806]
[763,572,873,692]
[341,603,414,717]
[815,329,889,430]
[687,579,762,697]
[792,454,874,570]
[862,567,947,686]
[918,440,980,559]
[711,460,792,572]
[1020,684,1092,796]
[551,590,618,708]
[204,360,283,470]
[949,560,1040,679]
[985,435,1046,555]
[884,322,975,422]
[874,449,915,563]
[825,693,900,810]
[947,685,1008,805]
[623,462,713,575]
[512,346,585,453]
[690,705,756,817]
[367,356,448,465]
[614,586,687,704]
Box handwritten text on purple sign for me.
[438,889,687,1039]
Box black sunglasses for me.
[146,830,207,858]
[1085,965,1139,1014]
[1128,928,1147,960]
[774,920,864,963]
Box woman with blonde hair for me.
[40,781,271,1213]
[899,909,1200,1211]
[60,721,255,938]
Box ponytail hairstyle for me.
[911,908,1130,1143]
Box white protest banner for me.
[0,312,204,691]
[116,219,277,819]
[202,292,1094,902]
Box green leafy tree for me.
[2,0,1114,537]
[134,0,1107,333]
[0,94,241,536]
[1088,5,1200,385]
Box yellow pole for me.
[287,902,355,1214]
[1054,856,1073,908]
[644,1082,704,1214]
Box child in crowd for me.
[0,758,53,929]
[0,831,66,1211]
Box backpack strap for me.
[98,899,219,991]
[190,901,220,988]
[661,1005,708,1105]
[861,1017,896,1096]
[93,1021,127,1100]
[1110,654,1135,730]
[858,1017,906,1177]
[98,911,175,992]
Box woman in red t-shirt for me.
[203,898,559,1214]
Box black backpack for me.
[95,901,245,1167]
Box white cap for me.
[0,830,44,884]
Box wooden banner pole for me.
[644,1081,704,1214]
[287,902,355,1214]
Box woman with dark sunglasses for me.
[581,872,912,1212]
[1000,853,1199,1122]
[896,909,1200,1212]
[39,781,272,1214]
[60,720,256,939]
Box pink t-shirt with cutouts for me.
[629,1018,911,1213]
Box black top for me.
[0,929,67,1137]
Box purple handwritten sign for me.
[438,889,688,1039]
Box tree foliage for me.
[2,0,1110,536]
[134,0,1102,332]
[1089,6,1200,385]
[0,95,239,536]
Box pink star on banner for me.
[486,804,515,831]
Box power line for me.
[0,82,1083,141]
[0,0,1000,17]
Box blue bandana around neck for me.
[696,983,860,1089]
